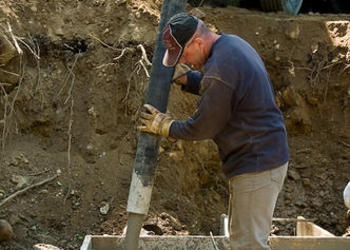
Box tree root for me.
[0,173,59,208]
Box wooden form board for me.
[80,216,350,250]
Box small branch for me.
[0,174,59,207]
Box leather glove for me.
[172,63,190,85]
[139,104,174,137]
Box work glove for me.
[139,104,174,138]
[172,63,190,85]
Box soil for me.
[0,1,349,249]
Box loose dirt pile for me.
[0,1,349,249]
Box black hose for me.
[124,1,187,250]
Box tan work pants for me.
[228,162,288,250]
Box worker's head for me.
[162,12,214,70]
[162,13,198,67]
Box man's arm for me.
[169,78,233,140]
[181,70,202,95]
[172,63,202,95]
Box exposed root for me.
[97,43,152,79]
[3,55,23,143]
[137,44,152,66]
[0,22,27,150]
[6,22,22,55]
[0,55,23,150]
[0,68,20,77]
[136,59,150,78]
[121,65,147,105]
[16,36,40,60]
[64,55,78,105]
[55,54,78,104]
[341,63,350,75]
[26,169,50,176]
[95,62,116,69]
[308,56,328,87]
[112,44,151,78]
[54,54,77,203]
[17,35,42,97]
[88,33,117,51]
[0,85,9,150]
[63,99,74,204]
[109,44,151,105]
[338,140,350,149]
[113,47,134,61]
[0,173,60,208]
[135,44,152,78]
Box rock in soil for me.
[0,219,13,242]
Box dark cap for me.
[162,12,198,67]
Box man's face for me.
[179,35,205,70]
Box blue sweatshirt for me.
[169,34,289,179]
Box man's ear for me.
[195,37,205,52]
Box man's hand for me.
[172,63,190,85]
[139,104,174,137]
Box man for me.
[140,12,289,250]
